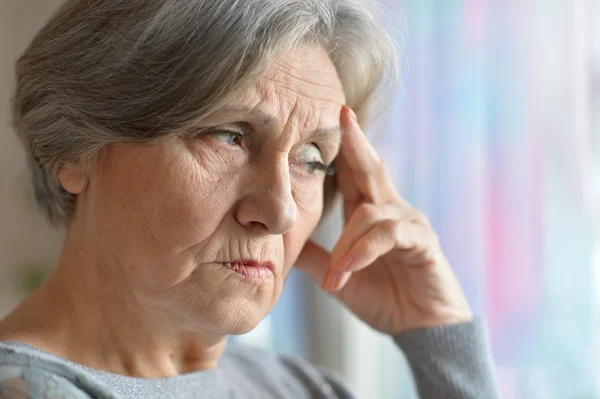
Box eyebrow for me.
[219,105,342,143]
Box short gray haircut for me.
[13,0,399,227]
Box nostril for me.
[248,221,269,232]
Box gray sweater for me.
[0,319,498,398]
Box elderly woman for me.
[0,0,498,398]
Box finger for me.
[331,220,399,276]
[333,217,437,273]
[294,240,331,285]
[322,269,352,293]
[334,146,361,220]
[404,247,439,266]
[392,214,439,250]
[337,106,379,202]
[339,106,394,202]
[330,203,395,268]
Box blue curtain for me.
[376,1,599,397]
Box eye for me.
[293,144,336,176]
[304,161,336,176]
[209,129,245,146]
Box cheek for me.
[148,149,238,249]
[282,181,325,272]
[96,143,237,254]
[291,173,326,210]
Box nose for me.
[235,155,298,235]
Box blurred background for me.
[1,0,599,398]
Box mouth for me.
[218,259,275,281]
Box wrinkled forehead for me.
[203,47,346,144]
[258,47,347,105]
[234,47,346,129]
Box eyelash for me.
[202,128,336,176]
[306,162,337,176]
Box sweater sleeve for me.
[393,318,500,399]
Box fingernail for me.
[323,270,339,292]
[336,271,352,290]
[328,271,352,292]
[338,254,355,271]
[323,270,336,291]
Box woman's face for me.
[79,46,346,334]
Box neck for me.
[0,228,227,378]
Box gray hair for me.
[13,0,399,227]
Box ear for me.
[57,164,88,194]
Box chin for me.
[214,299,272,335]
[180,291,279,336]
[172,265,284,335]
[226,317,265,336]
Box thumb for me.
[294,240,331,285]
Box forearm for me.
[394,318,500,399]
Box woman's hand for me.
[295,106,472,335]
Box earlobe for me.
[58,165,87,194]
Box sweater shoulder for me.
[0,342,119,399]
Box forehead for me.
[261,46,346,103]
[233,47,346,116]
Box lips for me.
[219,259,274,280]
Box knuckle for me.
[385,220,408,246]
[359,236,379,255]
[383,219,403,236]
[412,210,430,226]
[355,203,380,222]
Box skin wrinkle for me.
[255,76,341,121]
[263,76,344,100]
[269,55,343,93]
[1,4,489,394]
[0,46,346,377]
[200,105,341,165]
[267,87,339,165]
